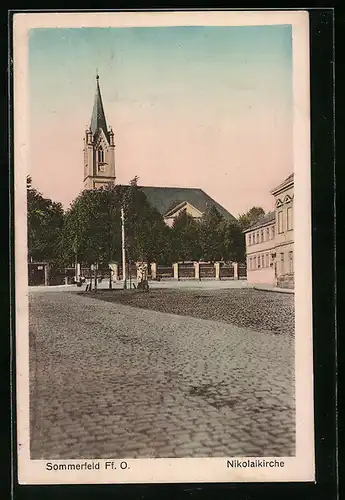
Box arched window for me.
[98,147,104,163]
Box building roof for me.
[136,186,236,221]
[90,75,110,142]
[270,173,294,195]
[243,211,275,233]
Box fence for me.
[28,260,246,286]
[199,263,216,279]
[28,262,49,286]
[156,265,174,279]
[109,261,246,281]
[238,264,247,279]
[220,263,234,279]
[178,263,195,279]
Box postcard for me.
[13,9,314,484]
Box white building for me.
[244,174,294,289]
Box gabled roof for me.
[270,173,294,196]
[136,186,236,221]
[243,211,275,233]
[90,75,109,142]
[164,200,203,218]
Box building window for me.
[278,211,283,233]
[257,255,261,268]
[287,206,293,230]
[98,147,104,163]
[288,251,294,273]
[248,234,252,246]
[280,253,285,274]
[272,226,275,239]
[252,233,255,244]
[260,229,264,242]
[266,227,270,240]
[261,255,265,268]
[253,256,257,269]
[266,253,269,267]
[257,232,260,243]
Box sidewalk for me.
[253,284,294,294]
[29,278,249,293]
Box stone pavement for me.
[29,291,295,460]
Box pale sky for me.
[29,25,293,216]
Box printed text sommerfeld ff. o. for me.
[45,461,129,471]
[45,460,285,471]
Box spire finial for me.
[96,68,99,81]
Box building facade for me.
[271,174,294,289]
[244,212,276,285]
[244,174,294,289]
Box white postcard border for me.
[13,10,314,485]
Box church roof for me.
[137,186,236,221]
[90,75,109,142]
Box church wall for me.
[164,203,203,226]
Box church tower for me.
[83,74,116,189]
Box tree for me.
[59,178,171,270]
[220,220,246,263]
[27,181,64,263]
[238,206,266,231]
[199,205,224,262]
[26,181,64,263]
[123,177,171,264]
[59,185,122,267]
[171,209,201,262]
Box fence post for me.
[44,264,49,286]
[233,262,239,280]
[109,263,118,282]
[214,262,221,280]
[173,263,179,280]
[194,262,200,280]
[136,262,141,282]
[151,262,157,280]
[94,263,98,291]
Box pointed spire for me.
[90,73,109,141]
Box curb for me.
[253,286,294,295]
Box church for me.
[83,75,235,226]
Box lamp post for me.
[121,207,127,289]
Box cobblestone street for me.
[29,290,295,459]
